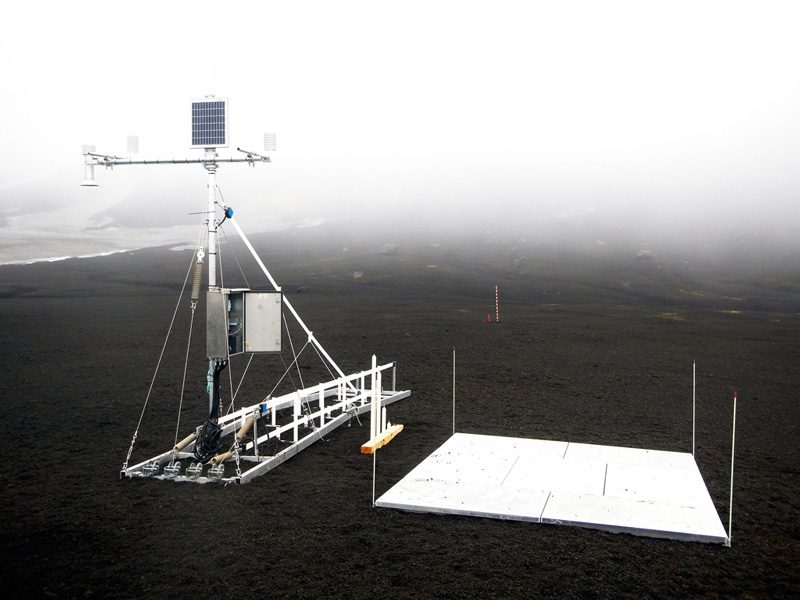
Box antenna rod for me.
[727,392,737,547]
[693,360,697,457]
[372,355,378,506]
[452,347,456,435]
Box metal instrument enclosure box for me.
[207,289,282,358]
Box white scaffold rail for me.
[121,360,409,484]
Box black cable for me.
[193,361,228,464]
[193,420,222,464]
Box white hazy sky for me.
[1,0,799,236]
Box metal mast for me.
[194,147,225,464]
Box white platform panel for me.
[376,433,728,544]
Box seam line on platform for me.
[500,454,520,486]
[540,490,552,522]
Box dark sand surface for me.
[1,223,798,599]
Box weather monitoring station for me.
[83,98,410,485]
[83,98,735,546]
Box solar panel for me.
[191,98,229,148]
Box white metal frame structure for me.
[128,357,408,484]
[82,98,410,484]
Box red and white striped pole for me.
[495,285,499,323]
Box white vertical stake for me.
[370,355,378,441]
[452,347,456,435]
[727,392,737,547]
[371,355,378,507]
[495,285,499,323]
[692,360,696,458]
[377,371,384,433]
[372,436,377,506]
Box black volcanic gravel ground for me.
[1,227,798,599]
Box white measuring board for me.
[376,433,728,544]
